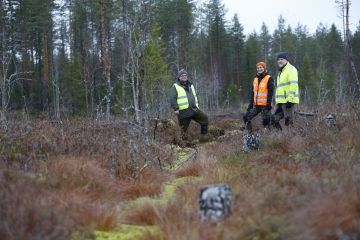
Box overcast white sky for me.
[220,0,360,35]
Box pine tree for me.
[259,22,271,63]
[272,15,286,53]
[155,0,194,70]
[353,22,360,76]
[283,25,297,62]
[294,24,310,64]
[324,24,344,100]
[143,24,171,113]
[300,54,317,103]
[229,14,245,87]
[69,0,93,114]
[243,32,261,101]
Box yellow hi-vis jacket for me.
[275,63,299,104]
[174,83,199,110]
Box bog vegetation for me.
[1,0,360,239]
[1,104,360,239]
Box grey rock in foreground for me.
[199,184,232,222]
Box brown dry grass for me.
[0,169,74,240]
[174,162,203,178]
[124,203,160,226]
[120,168,169,199]
[0,117,174,238]
[123,103,360,240]
[1,103,360,239]
[290,186,360,240]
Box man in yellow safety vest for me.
[273,52,299,130]
[170,69,209,139]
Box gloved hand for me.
[285,102,293,108]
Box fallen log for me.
[294,111,316,117]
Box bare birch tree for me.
[336,0,360,97]
[99,0,112,121]
[1,5,31,121]
[0,51,31,120]
[128,26,142,124]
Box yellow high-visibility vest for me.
[174,83,199,110]
[276,63,299,104]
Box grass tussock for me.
[1,103,360,239]
[121,168,168,199]
[0,170,74,240]
[140,103,360,239]
[291,186,360,240]
[124,203,159,226]
[121,182,162,200]
[174,162,203,178]
[73,201,119,231]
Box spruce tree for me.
[143,24,171,112]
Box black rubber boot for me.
[285,117,293,126]
[245,122,252,131]
[274,122,282,131]
[201,125,208,135]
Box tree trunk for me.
[100,0,111,121]
[345,0,360,96]
[129,28,141,124]
[43,31,50,113]
[82,37,90,114]
[1,0,7,113]
[53,56,60,120]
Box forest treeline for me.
[1,0,360,120]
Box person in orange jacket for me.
[243,62,274,131]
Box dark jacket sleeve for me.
[267,77,274,106]
[170,85,178,111]
[248,84,254,107]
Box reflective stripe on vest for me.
[253,75,270,106]
[174,83,199,110]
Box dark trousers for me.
[243,106,271,131]
[272,103,295,130]
[179,109,209,135]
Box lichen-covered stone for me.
[324,113,336,127]
[199,184,232,222]
[242,133,260,152]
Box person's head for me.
[277,52,288,68]
[178,69,188,82]
[256,62,266,75]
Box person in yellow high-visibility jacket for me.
[273,52,299,130]
[170,69,209,140]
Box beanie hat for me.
[277,52,288,60]
[256,61,267,70]
[178,69,188,79]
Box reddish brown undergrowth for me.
[0,169,74,239]
[174,162,203,178]
[1,103,359,239]
[121,168,169,199]
[132,103,360,240]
